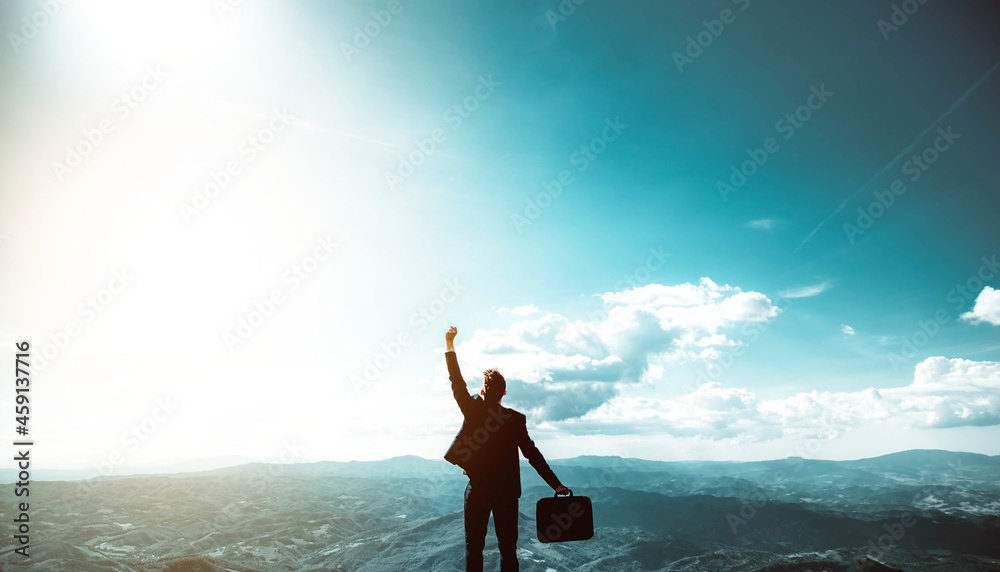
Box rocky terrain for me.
[1,450,999,571]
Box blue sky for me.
[1,0,999,470]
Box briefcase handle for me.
[553,488,573,497]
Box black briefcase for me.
[536,490,593,543]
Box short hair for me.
[483,368,506,402]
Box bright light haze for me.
[1,1,999,474]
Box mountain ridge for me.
[5,448,997,484]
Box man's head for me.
[481,368,506,403]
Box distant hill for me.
[6,449,996,483]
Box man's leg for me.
[464,482,490,572]
[492,494,520,572]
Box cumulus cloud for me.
[498,304,541,316]
[566,357,1000,440]
[445,278,1000,443]
[779,281,832,299]
[447,278,781,421]
[563,383,774,439]
[746,219,783,231]
[511,304,540,316]
[960,286,1000,326]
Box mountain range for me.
[2,449,998,571]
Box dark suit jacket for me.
[443,351,561,498]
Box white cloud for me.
[694,333,738,347]
[746,219,782,231]
[448,278,781,421]
[779,281,832,299]
[641,364,664,383]
[511,304,540,316]
[450,282,1000,444]
[564,383,767,439]
[960,286,1000,326]
[563,357,1000,440]
[498,304,541,316]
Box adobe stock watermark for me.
[7,0,72,54]
[511,116,628,232]
[877,0,930,41]
[51,65,169,182]
[34,268,134,371]
[384,75,500,191]
[726,436,825,534]
[544,0,589,30]
[843,126,959,244]
[692,292,793,387]
[578,246,670,335]
[530,455,633,541]
[847,513,917,571]
[849,455,968,570]
[351,278,465,393]
[907,457,968,509]
[566,455,634,498]
[672,0,751,73]
[717,84,833,202]
[886,253,997,372]
[223,236,337,352]
[341,0,408,63]
[537,495,591,542]
[179,107,294,223]
[610,246,670,292]
[74,396,179,499]
[221,437,307,517]
[449,407,514,466]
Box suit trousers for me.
[464,481,519,572]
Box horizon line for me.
[2,447,996,483]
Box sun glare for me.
[76,0,238,72]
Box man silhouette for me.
[443,326,570,572]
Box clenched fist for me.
[445,326,457,352]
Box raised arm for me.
[445,326,475,416]
[517,418,570,494]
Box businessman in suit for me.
[443,326,570,572]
